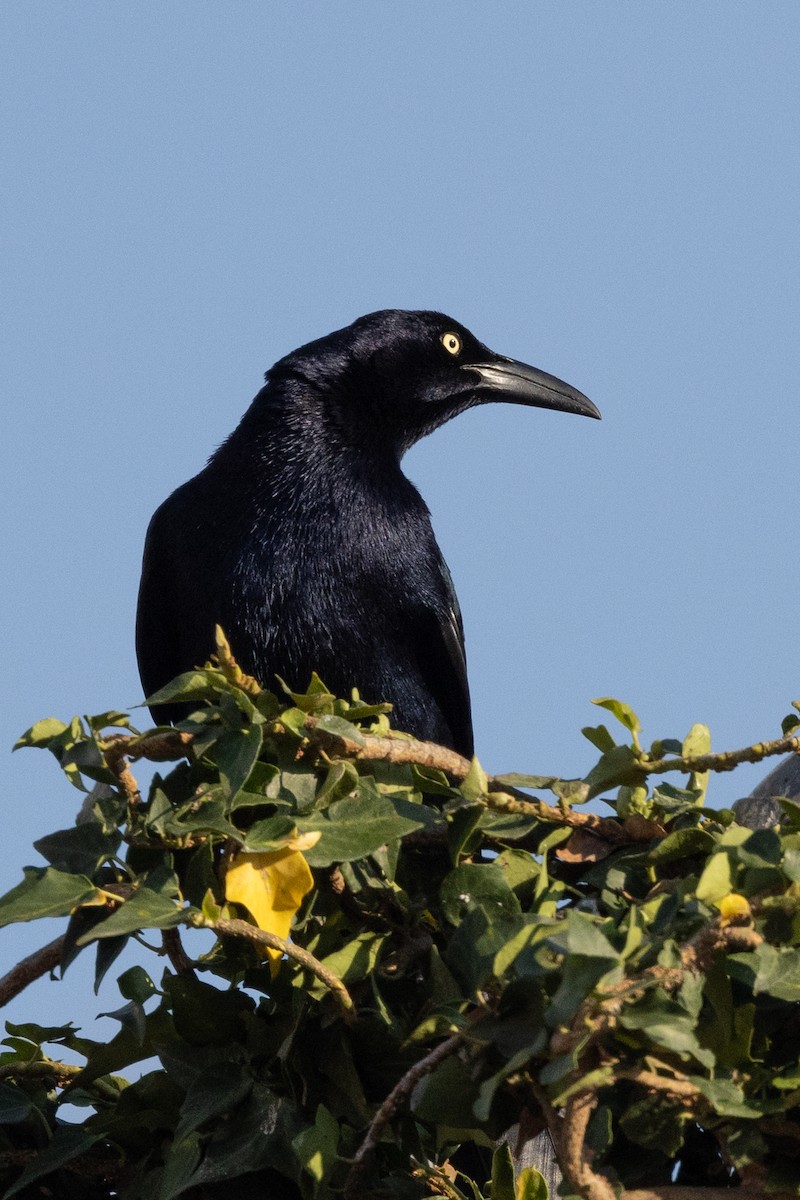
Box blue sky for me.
[3,3,799,1033]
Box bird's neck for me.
[213,379,416,514]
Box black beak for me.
[462,356,600,420]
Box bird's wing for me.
[135,495,218,718]
[419,555,474,757]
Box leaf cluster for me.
[1,662,800,1198]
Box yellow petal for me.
[718,892,751,924]
[225,848,314,972]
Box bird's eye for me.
[440,331,462,357]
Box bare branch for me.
[560,1091,617,1200]
[0,1058,82,1086]
[344,1031,465,1200]
[160,928,196,978]
[639,732,800,778]
[303,715,470,776]
[0,935,64,1009]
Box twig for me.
[0,1059,82,1086]
[303,716,470,776]
[613,1068,701,1101]
[192,915,354,1016]
[303,717,630,841]
[550,917,762,1062]
[161,928,196,978]
[638,732,800,778]
[344,1031,465,1200]
[679,918,763,973]
[0,935,65,1008]
[101,728,194,807]
[484,789,629,842]
[103,729,195,767]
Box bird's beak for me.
[462,356,601,420]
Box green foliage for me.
[2,664,800,1198]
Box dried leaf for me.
[225,847,314,971]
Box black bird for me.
[136,310,599,756]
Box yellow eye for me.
[440,331,462,357]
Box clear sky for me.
[3,3,799,1034]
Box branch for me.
[102,729,194,806]
[303,717,630,842]
[0,935,65,1008]
[0,1059,83,1086]
[344,1031,465,1200]
[484,788,630,842]
[561,1091,616,1200]
[192,915,354,1017]
[160,928,196,978]
[613,1068,701,1101]
[303,716,470,776]
[550,917,763,1063]
[639,732,800,778]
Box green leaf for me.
[692,1075,780,1118]
[292,1103,339,1190]
[460,755,489,801]
[516,1166,549,1200]
[33,824,121,876]
[144,670,224,708]
[581,724,616,753]
[649,827,716,863]
[490,1142,516,1200]
[174,1061,253,1141]
[241,814,298,851]
[695,852,733,903]
[781,712,800,735]
[748,944,800,1001]
[181,1083,299,1188]
[297,781,436,866]
[312,713,366,745]
[620,1093,684,1156]
[0,1082,34,1124]
[311,932,386,992]
[583,745,644,798]
[0,866,98,927]
[118,965,157,1005]
[592,697,641,740]
[4,1125,100,1197]
[13,716,69,749]
[212,725,263,801]
[683,722,711,802]
[159,1132,204,1200]
[493,772,560,790]
[315,759,360,806]
[618,998,716,1069]
[165,975,255,1046]
[440,862,521,926]
[77,890,186,942]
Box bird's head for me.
[266,309,600,458]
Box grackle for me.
[136,310,599,755]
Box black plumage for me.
[136,310,598,756]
